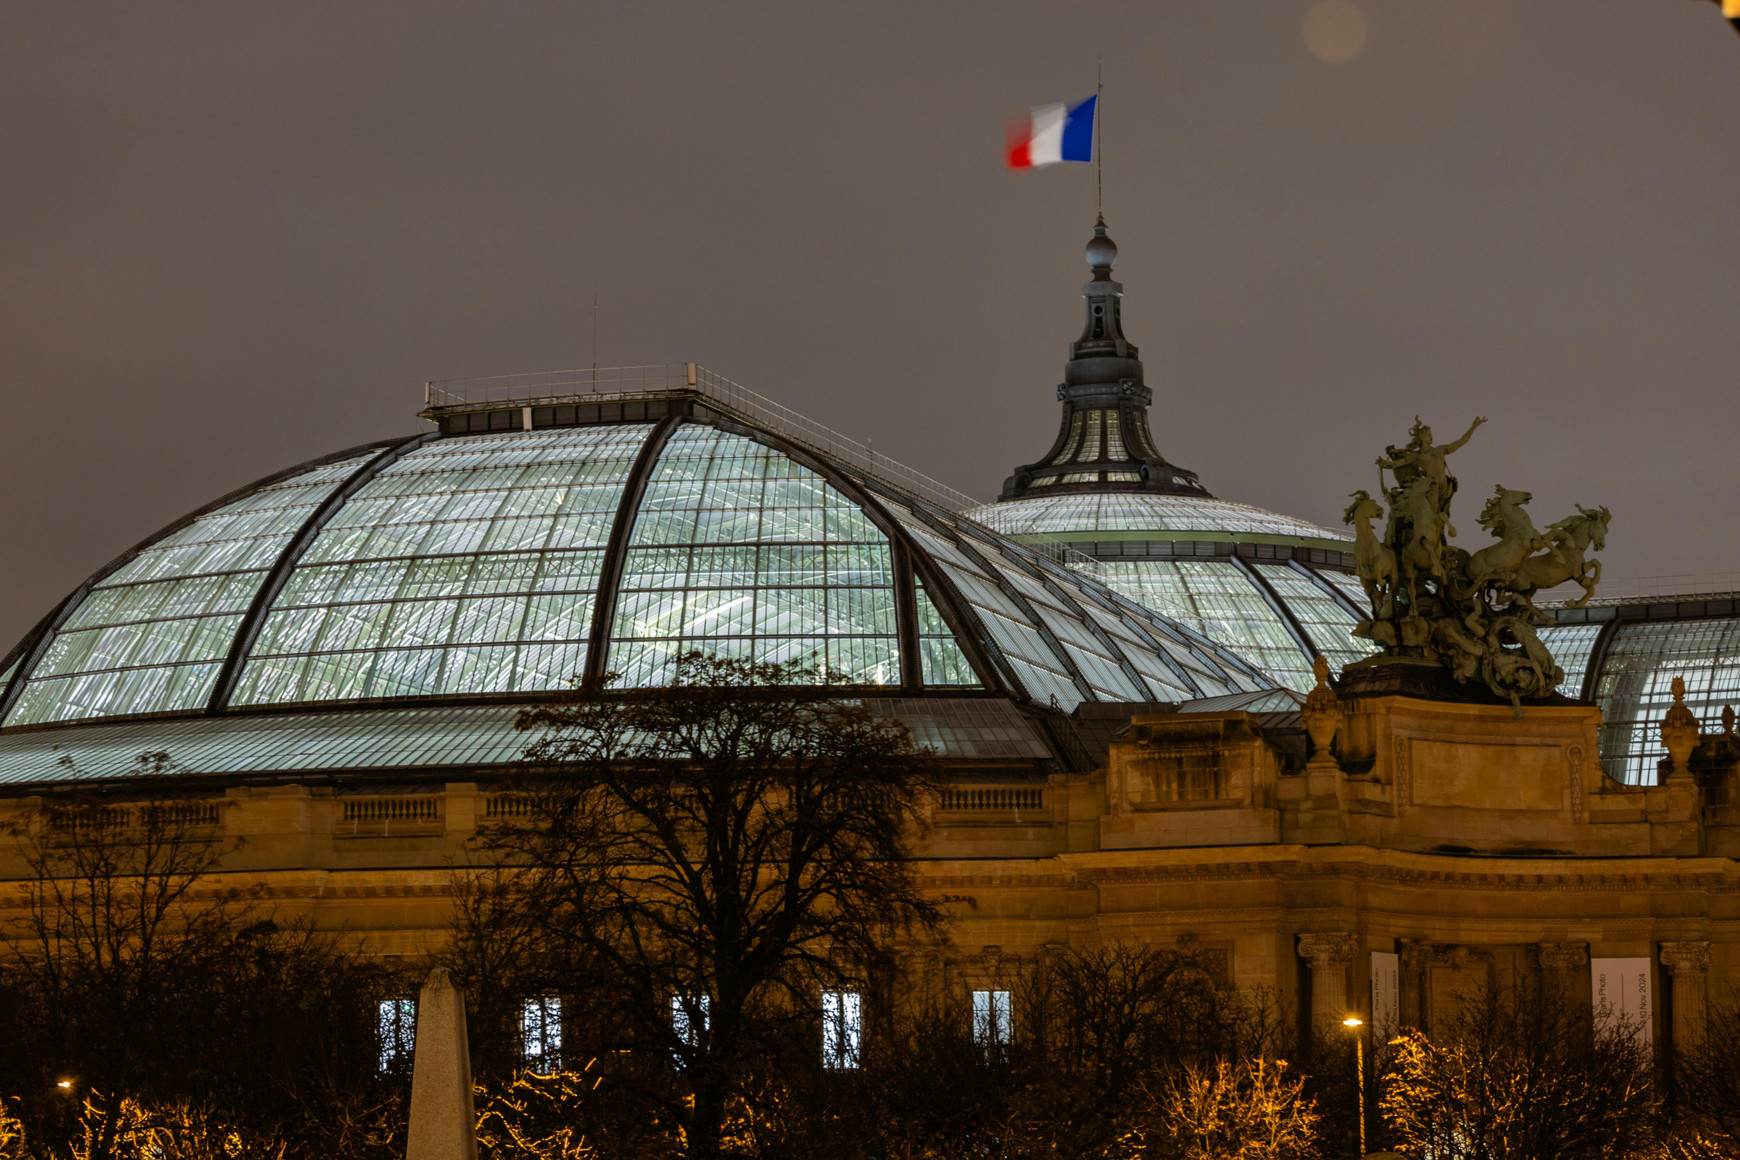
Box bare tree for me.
[1670,997,1740,1157]
[1379,976,1659,1160]
[460,653,946,1160]
[825,942,1298,1160]
[1144,1057,1321,1160]
[0,753,404,1160]
[0,755,250,1160]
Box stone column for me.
[1661,941,1713,1052]
[406,967,478,1160]
[1397,939,1431,1031]
[1298,932,1357,1027]
[1536,941,1589,1007]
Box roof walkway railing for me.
[424,362,984,517]
[422,362,1113,579]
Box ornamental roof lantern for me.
[999,217,1212,502]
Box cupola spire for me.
[998,218,1210,502]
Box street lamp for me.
[1343,1016,1366,1158]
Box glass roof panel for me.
[0,696,1050,784]
[1317,568,1370,609]
[2,421,1304,737]
[1097,559,1316,692]
[892,519,1086,707]
[1591,618,1740,785]
[1255,564,1379,671]
[607,425,900,687]
[972,493,1351,543]
[873,490,1250,707]
[914,582,979,687]
[1536,622,1603,699]
[5,453,377,726]
[1029,555,1264,695]
[235,427,651,705]
[998,576,1148,702]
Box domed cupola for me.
[1000,216,1210,502]
[976,220,1377,693]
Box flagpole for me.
[1096,57,1103,220]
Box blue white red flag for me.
[1006,95,1096,169]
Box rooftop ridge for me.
[424,362,982,513]
[1541,582,1740,610]
[419,362,1114,582]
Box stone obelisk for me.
[405,967,478,1160]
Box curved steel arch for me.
[0,438,403,727]
[207,433,438,713]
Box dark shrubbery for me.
[0,756,408,1160]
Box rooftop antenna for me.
[591,294,599,384]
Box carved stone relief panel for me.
[1567,745,1586,820]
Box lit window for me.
[522,995,562,1069]
[1079,413,1103,463]
[821,990,862,1069]
[672,993,711,1050]
[378,997,416,1072]
[1049,413,1084,465]
[1105,412,1126,461]
[972,989,1012,1049]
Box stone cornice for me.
[922,845,1740,894]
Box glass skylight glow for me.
[974,493,1351,542]
[7,454,374,725]
[1254,564,1376,672]
[1592,618,1740,785]
[872,490,1258,708]
[1097,560,1321,692]
[1078,413,1102,463]
[1,418,1269,728]
[1536,622,1604,699]
[914,581,978,686]
[608,426,900,687]
[234,427,652,704]
[1049,413,1084,466]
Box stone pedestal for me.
[1298,932,1357,1027]
[406,967,478,1160]
[1329,675,1604,855]
[1661,941,1713,1052]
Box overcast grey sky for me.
[2,1,1737,652]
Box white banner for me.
[1591,957,1653,1045]
[1370,951,1399,1041]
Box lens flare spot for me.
[1303,0,1368,63]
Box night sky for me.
[3,2,1737,652]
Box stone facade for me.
[2,690,1738,1057]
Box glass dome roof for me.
[1536,596,1740,786]
[976,492,1352,547]
[976,214,1377,693]
[0,419,1271,731]
[970,493,1376,694]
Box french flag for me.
[1006,95,1096,169]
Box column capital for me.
[1536,942,1589,971]
[1661,940,1713,976]
[1297,932,1357,969]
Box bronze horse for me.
[1509,504,1611,608]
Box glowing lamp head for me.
[56,1079,73,1090]
[1342,1016,1364,1028]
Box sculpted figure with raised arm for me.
[1342,415,1609,710]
